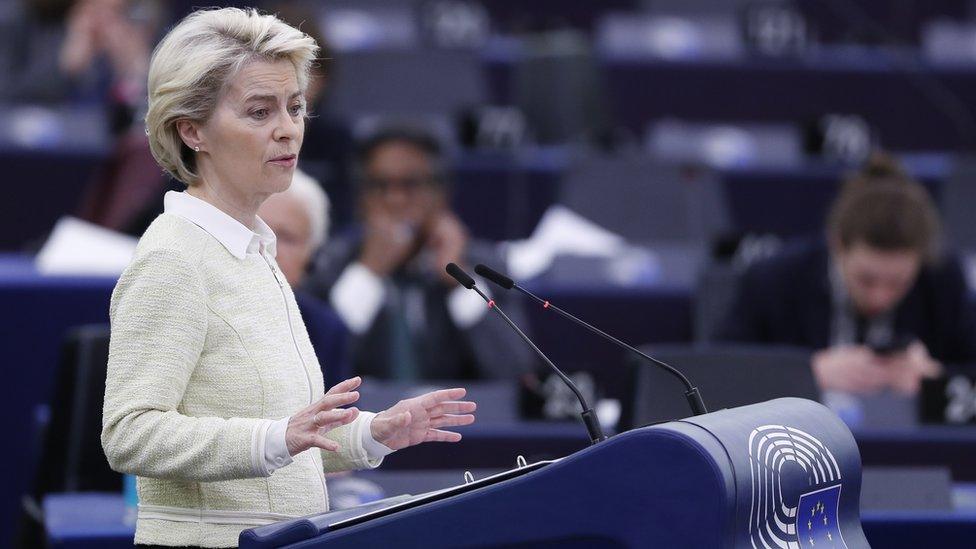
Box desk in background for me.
[1,146,108,251]
[600,55,976,152]
[3,144,957,255]
[483,51,976,150]
[44,494,132,549]
[0,255,114,545]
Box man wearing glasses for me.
[304,126,533,381]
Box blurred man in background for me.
[258,169,330,287]
[719,154,976,395]
[304,126,533,380]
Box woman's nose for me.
[273,111,301,141]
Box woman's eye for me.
[290,103,305,116]
[251,109,269,119]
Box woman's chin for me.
[264,173,295,194]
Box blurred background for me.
[6,0,976,547]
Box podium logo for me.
[747,425,848,549]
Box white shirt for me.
[330,262,490,335]
[164,191,393,474]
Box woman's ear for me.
[176,119,204,152]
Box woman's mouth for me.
[268,154,297,167]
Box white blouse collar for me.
[163,191,276,260]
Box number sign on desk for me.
[921,375,976,424]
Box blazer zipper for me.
[262,254,329,502]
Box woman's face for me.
[194,58,306,203]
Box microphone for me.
[474,263,708,417]
[445,263,606,444]
[446,262,475,289]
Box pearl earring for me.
[194,146,200,152]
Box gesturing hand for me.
[286,377,362,456]
[370,388,476,452]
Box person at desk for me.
[303,126,534,380]
[718,153,976,395]
[101,9,476,548]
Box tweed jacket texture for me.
[102,213,379,547]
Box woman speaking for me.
[101,8,476,548]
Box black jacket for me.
[717,240,976,366]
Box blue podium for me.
[241,398,869,548]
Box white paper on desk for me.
[506,205,627,280]
[35,216,137,276]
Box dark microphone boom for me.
[445,263,606,444]
[446,262,475,289]
[474,263,708,416]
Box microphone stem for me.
[471,287,606,444]
[515,285,708,416]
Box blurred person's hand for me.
[60,0,150,90]
[59,0,100,76]
[427,211,468,285]
[370,388,476,451]
[882,341,942,395]
[812,345,889,394]
[286,377,362,456]
[359,195,420,276]
[96,4,150,84]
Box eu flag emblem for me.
[796,484,847,548]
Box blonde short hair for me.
[145,7,317,185]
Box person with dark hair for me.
[303,126,534,380]
[718,153,976,395]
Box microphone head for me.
[474,264,514,290]
[445,263,476,289]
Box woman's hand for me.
[286,377,362,456]
[371,388,476,452]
